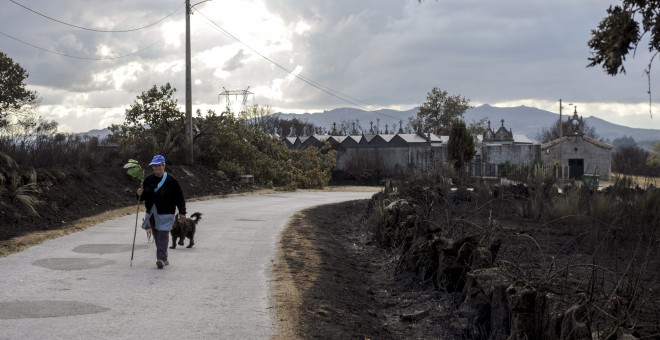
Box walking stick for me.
[124,159,145,267]
[130,192,142,267]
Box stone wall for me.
[482,143,541,166]
[335,145,447,178]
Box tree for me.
[647,142,660,167]
[466,117,489,137]
[193,108,335,188]
[588,1,660,76]
[8,114,58,137]
[123,83,182,134]
[224,105,319,137]
[262,116,316,137]
[447,120,475,169]
[613,146,651,176]
[612,135,637,149]
[0,51,39,130]
[108,83,185,161]
[536,119,599,143]
[412,87,472,136]
[242,104,274,130]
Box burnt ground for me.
[3,165,658,338]
[272,192,660,339]
[272,199,463,339]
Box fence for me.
[469,162,572,180]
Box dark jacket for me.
[139,172,186,215]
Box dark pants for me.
[155,229,169,261]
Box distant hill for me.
[78,105,659,145]
[77,128,111,140]
[274,105,660,143]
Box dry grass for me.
[608,173,659,188]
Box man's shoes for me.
[164,260,169,266]
[156,260,164,269]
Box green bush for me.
[194,112,335,189]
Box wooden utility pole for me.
[558,99,573,179]
[184,0,193,165]
[559,99,563,179]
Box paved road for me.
[0,191,375,339]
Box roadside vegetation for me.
[107,83,335,189]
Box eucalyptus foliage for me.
[123,159,144,181]
[195,112,335,189]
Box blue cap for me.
[149,155,166,165]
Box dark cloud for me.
[223,49,246,71]
[1,0,658,132]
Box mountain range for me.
[273,104,660,144]
[81,105,659,145]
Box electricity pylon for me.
[219,86,253,116]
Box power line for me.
[194,9,401,121]
[0,30,165,60]
[8,0,184,33]
[5,2,405,122]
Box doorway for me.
[568,158,584,179]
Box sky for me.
[1,0,660,133]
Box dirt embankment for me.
[272,199,462,339]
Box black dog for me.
[170,212,202,249]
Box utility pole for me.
[558,99,573,180]
[185,0,193,165]
[559,99,563,179]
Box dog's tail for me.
[190,212,202,223]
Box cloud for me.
[1,0,659,132]
[223,49,247,71]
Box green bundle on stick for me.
[124,159,145,181]
[123,159,144,267]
